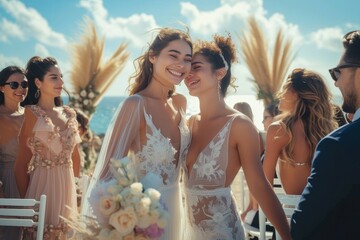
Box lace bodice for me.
[134,109,190,187]
[26,105,81,173]
[183,115,244,240]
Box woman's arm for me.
[263,122,288,185]
[14,108,36,198]
[72,145,81,177]
[234,118,291,240]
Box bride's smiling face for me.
[184,53,218,97]
[150,39,192,87]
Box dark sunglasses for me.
[328,63,360,81]
[4,81,29,89]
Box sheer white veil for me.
[81,95,144,216]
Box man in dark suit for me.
[291,30,360,240]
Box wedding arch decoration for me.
[239,17,295,107]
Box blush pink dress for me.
[24,105,81,240]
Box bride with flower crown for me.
[81,27,193,240]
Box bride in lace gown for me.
[81,28,193,240]
[182,35,291,240]
[14,57,81,240]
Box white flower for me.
[80,89,87,97]
[130,182,143,196]
[135,197,151,217]
[99,196,118,216]
[88,91,95,99]
[109,229,123,240]
[97,228,111,240]
[83,99,89,106]
[109,207,137,236]
[145,188,161,203]
[136,214,152,228]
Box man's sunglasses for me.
[4,81,29,89]
[328,63,360,81]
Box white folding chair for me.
[0,194,47,240]
[259,193,301,240]
[241,176,284,240]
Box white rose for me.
[99,195,119,216]
[109,229,122,240]
[109,207,137,236]
[130,182,143,196]
[136,214,152,228]
[136,197,151,216]
[145,188,161,203]
[83,99,89,106]
[97,228,111,240]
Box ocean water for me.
[90,95,267,135]
[89,94,343,135]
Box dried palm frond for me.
[68,18,129,117]
[239,17,294,106]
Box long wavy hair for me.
[193,34,237,97]
[128,27,192,97]
[22,56,67,106]
[0,66,25,105]
[278,68,337,162]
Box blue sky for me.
[0,0,359,97]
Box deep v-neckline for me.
[36,105,69,133]
[143,108,185,168]
[185,115,235,177]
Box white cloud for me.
[310,28,344,52]
[0,0,67,48]
[180,0,304,96]
[0,54,25,69]
[0,18,25,41]
[79,0,158,48]
[34,44,50,57]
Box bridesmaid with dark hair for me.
[0,65,28,240]
[14,56,81,240]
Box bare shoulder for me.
[171,93,187,110]
[267,120,287,138]
[121,95,144,109]
[231,113,258,133]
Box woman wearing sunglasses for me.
[0,65,28,240]
[14,56,81,240]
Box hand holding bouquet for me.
[67,157,168,240]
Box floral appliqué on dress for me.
[183,115,245,240]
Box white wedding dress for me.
[183,115,245,240]
[81,94,190,240]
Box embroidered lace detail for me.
[135,109,184,185]
[184,116,244,239]
[26,105,80,173]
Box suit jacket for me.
[291,118,360,240]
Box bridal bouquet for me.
[79,157,168,240]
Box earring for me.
[35,89,40,99]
